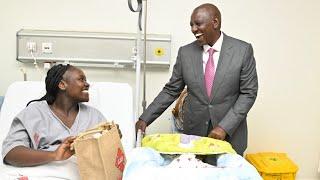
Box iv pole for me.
[128,0,147,121]
[142,0,147,112]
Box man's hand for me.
[208,126,227,140]
[53,136,75,161]
[135,119,147,135]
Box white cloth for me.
[123,147,262,180]
[167,154,215,168]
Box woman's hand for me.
[53,136,76,161]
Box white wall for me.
[1,0,320,179]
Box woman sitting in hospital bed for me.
[2,64,119,167]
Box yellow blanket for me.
[142,134,236,155]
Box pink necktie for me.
[204,48,215,97]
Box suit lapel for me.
[210,34,234,102]
[191,43,208,100]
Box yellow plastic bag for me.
[142,134,236,155]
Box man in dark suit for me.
[136,3,258,162]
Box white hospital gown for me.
[1,100,106,161]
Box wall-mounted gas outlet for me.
[26,42,36,52]
[42,42,52,54]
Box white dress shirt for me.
[202,33,224,73]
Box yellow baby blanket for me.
[142,134,236,155]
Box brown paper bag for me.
[74,122,126,180]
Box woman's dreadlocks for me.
[27,64,72,106]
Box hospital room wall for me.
[0,0,319,179]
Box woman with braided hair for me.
[2,64,108,167]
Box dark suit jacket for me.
[140,33,258,154]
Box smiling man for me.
[136,3,258,165]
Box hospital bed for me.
[0,81,261,180]
[0,81,135,179]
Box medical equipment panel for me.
[17,29,171,68]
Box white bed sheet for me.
[0,81,135,180]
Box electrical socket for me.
[27,42,37,53]
[42,42,52,54]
